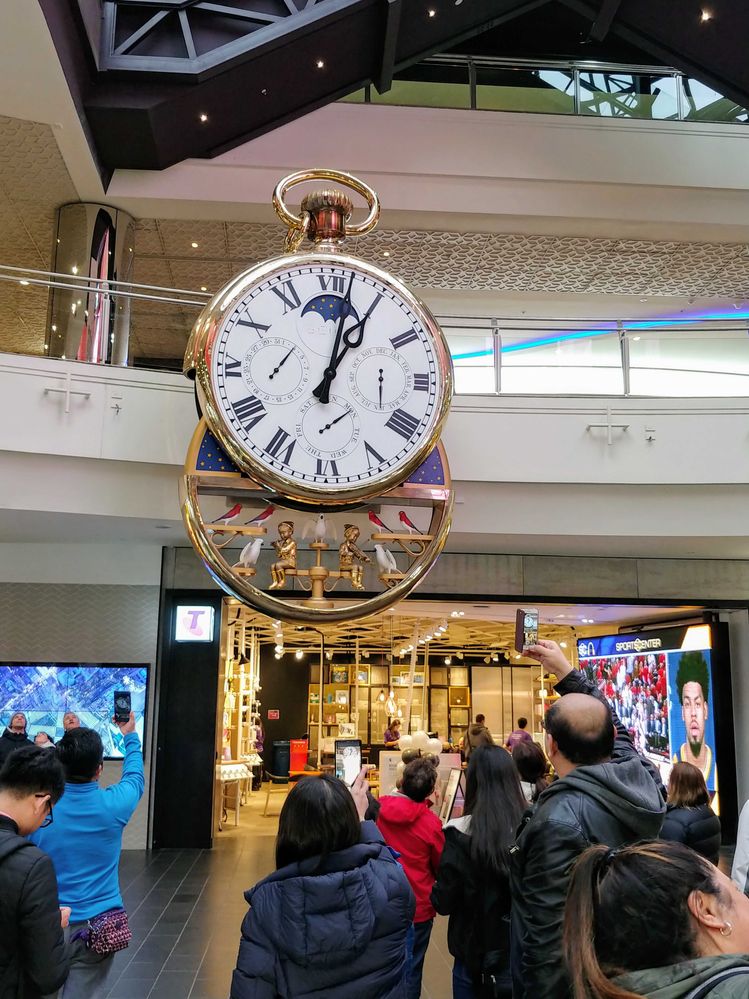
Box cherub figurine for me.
[269,521,297,589]
[339,524,372,590]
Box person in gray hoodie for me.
[510,640,666,999]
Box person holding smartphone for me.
[32,711,144,999]
[231,769,414,999]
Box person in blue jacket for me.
[231,769,415,999]
[33,712,144,999]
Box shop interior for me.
[213,598,712,838]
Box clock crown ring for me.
[273,168,380,248]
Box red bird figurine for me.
[398,510,422,535]
[368,510,394,533]
[245,504,275,526]
[215,503,242,525]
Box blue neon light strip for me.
[449,308,749,359]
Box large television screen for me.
[0,663,148,759]
[577,624,717,793]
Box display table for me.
[216,761,252,829]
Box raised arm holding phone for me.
[509,639,666,999]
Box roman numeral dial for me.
[207,258,448,499]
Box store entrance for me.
[207,597,736,842]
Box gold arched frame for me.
[180,425,453,625]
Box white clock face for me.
[209,260,445,494]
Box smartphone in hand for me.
[113,690,131,724]
[515,608,539,653]
[335,739,362,787]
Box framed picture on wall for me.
[356,668,369,684]
[331,667,349,684]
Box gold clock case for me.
[185,249,453,506]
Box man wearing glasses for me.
[0,745,71,997]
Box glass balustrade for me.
[3,268,749,399]
[342,56,749,125]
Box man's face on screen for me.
[681,681,708,752]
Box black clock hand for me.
[313,273,355,403]
[312,308,373,404]
[268,347,294,381]
[318,408,352,434]
[378,368,384,409]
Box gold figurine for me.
[269,521,297,588]
[339,524,372,590]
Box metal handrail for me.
[426,54,683,75]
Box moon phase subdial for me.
[242,337,309,403]
[295,394,361,459]
[348,346,413,412]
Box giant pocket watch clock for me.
[182,169,454,624]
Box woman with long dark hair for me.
[563,840,749,999]
[231,771,414,999]
[431,745,526,998]
[660,761,721,863]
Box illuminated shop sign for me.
[174,605,215,642]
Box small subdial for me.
[242,337,309,404]
[295,394,361,460]
[348,347,413,412]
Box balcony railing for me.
[342,55,749,126]
[2,264,749,398]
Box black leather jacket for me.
[510,670,666,999]
[661,803,721,864]
[0,816,69,998]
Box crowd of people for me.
[0,707,144,998]
[3,639,746,999]
[583,653,670,757]
[227,639,739,999]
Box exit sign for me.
[267,709,279,720]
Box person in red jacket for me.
[377,756,444,999]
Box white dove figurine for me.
[237,538,263,567]
[374,544,398,573]
[314,514,327,542]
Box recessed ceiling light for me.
[191,241,199,249]
[199,113,208,123]
[383,251,390,257]
[51,324,57,332]
[56,238,61,244]
[316,59,325,69]
[560,642,567,649]
[19,279,29,286]
[71,265,78,275]
[200,286,208,292]
[639,298,648,303]
[700,8,712,21]
[428,8,436,16]
[633,335,641,341]
[43,344,48,350]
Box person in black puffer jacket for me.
[0,745,70,999]
[660,760,721,863]
[0,712,32,766]
[231,771,414,999]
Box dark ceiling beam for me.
[376,0,402,95]
[587,0,622,42]
[559,0,749,114]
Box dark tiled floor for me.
[106,796,452,999]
